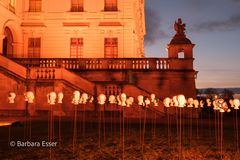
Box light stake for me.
[72,90,80,152]
[97,94,106,147]
[164,97,171,146]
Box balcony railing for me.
[29,67,95,95]
[12,58,193,71]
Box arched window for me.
[2,27,13,57]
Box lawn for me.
[0,110,239,160]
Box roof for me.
[170,35,192,44]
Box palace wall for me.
[0,1,197,119]
[0,68,196,117]
[0,0,145,58]
[0,72,26,114]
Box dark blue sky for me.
[145,0,240,88]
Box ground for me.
[0,110,240,160]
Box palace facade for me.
[0,0,197,117]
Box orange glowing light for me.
[0,122,12,127]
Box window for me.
[104,0,117,11]
[28,38,41,58]
[70,38,83,58]
[3,27,14,57]
[71,0,83,12]
[104,38,118,58]
[178,52,185,59]
[29,0,42,12]
[9,0,15,13]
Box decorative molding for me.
[21,22,46,27]
[99,22,122,26]
[63,22,89,27]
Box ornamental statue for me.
[174,18,186,36]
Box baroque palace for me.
[0,0,197,116]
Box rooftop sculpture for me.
[170,18,192,44]
[174,18,186,37]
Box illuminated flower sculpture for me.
[172,96,179,107]
[163,97,171,108]
[145,98,151,107]
[233,99,240,110]
[109,95,116,104]
[213,99,219,111]
[89,96,94,103]
[126,97,134,107]
[200,100,204,108]
[193,99,199,109]
[187,98,194,108]
[72,91,80,105]
[47,92,57,105]
[80,93,89,104]
[137,95,144,106]
[24,91,35,103]
[98,94,106,105]
[8,92,16,104]
[150,93,158,106]
[57,92,64,104]
[120,93,127,106]
[128,97,134,105]
[229,99,234,108]
[116,95,122,106]
[150,94,156,103]
[126,98,131,107]
[177,94,186,108]
[206,98,212,107]
[215,98,230,113]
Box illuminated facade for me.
[0,0,197,117]
[0,0,145,58]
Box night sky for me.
[145,0,240,88]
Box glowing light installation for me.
[24,91,34,103]
[8,92,16,104]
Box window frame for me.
[70,38,84,58]
[28,37,41,58]
[29,0,42,12]
[71,0,84,12]
[104,38,118,58]
[104,0,118,12]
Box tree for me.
[204,88,217,99]
[221,89,234,100]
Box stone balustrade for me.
[12,58,194,71]
[0,55,27,79]
[29,67,95,95]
